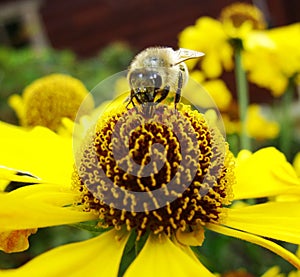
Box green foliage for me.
[0,42,134,123]
[193,230,296,275]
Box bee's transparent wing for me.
[174,48,204,64]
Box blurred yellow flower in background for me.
[202,79,233,111]
[178,0,300,160]
[188,71,233,111]
[246,104,280,140]
[9,74,93,131]
[178,2,267,80]
[178,16,234,78]
[243,23,300,97]
[219,2,267,40]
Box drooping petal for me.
[0,229,129,277]
[234,147,300,200]
[124,233,214,277]
[223,202,300,245]
[0,184,96,230]
[0,229,37,253]
[207,223,300,270]
[0,122,73,186]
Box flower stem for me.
[279,79,294,161]
[234,46,251,151]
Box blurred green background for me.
[0,42,134,124]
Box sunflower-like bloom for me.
[9,74,93,131]
[178,2,267,79]
[219,2,267,40]
[1,102,300,276]
[243,23,300,96]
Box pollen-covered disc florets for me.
[72,103,235,239]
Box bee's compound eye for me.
[129,69,162,90]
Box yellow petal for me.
[124,234,214,277]
[0,166,42,185]
[0,179,9,192]
[224,202,300,244]
[0,229,37,253]
[207,223,300,270]
[293,152,300,177]
[0,122,73,186]
[0,184,96,230]
[234,147,300,199]
[0,229,129,277]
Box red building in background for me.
[0,0,299,57]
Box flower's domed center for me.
[20,74,92,131]
[72,103,235,239]
[220,2,266,30]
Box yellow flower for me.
[178,2,266,79]
[243,23,300,96]
[246,104,279,140]
[9,73,93,131]
[219,2,267,40]
[203,79,232,112]
[178,16,234,78]
[1,102,300,275]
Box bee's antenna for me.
[173,48,205,65]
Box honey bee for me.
[126,46,204,108]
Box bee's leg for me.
[174,71,183,108]
[126,89,142,109]
[126,96,135,109]
[154,85,170,104]
[133,90,143,105]
[126,96,134,109]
